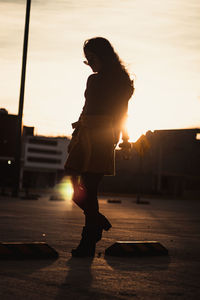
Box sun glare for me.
[126,116,150,142]
[56,177,74,203]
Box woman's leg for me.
[81,172,103,227]
[80,173,112,232]
[71,175,85,210]
[71,173,111,231]
[71,172,111,257]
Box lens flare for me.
[61,177,74,200]
[55,177,74,205]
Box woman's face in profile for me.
[84,50,102,73]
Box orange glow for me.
[0,1,200,139]
[56,177,74,204]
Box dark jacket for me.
[65,70,134,175]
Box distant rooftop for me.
[154,128,200,133]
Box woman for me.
[65,37,134,257]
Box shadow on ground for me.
[55,257,124,300]
[55,257,93,299]
[0,258,57,276]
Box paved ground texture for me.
[0,193,200,300]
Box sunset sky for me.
[0,0,200,141]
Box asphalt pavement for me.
[0,192,200,299]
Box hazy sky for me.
[0,0,200,141]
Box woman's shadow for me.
[56,256,94,299]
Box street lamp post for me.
[12,0,32,197]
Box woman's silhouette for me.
[65,37,134,257]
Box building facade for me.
[1,110,200,197]
[22,126,70,188]
[0,110,70,192]
[100,129,200,198]
[0,109,17,191]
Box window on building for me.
[27,147,62,155]
[27,156,61,164]
[28,139,57,146]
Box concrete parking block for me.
[0,242,59,260]
[105,241,168,257]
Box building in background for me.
[22,126,70,189]
[0,109,70,192]
[100,129,200,198]
[0,109,17,192]
[1,109,200,197]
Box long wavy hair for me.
[83,37,131,81]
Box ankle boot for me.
[92,214,111,243]
[71,226,101,257]
[98,213,112,231]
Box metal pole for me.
[12,0,31,197]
